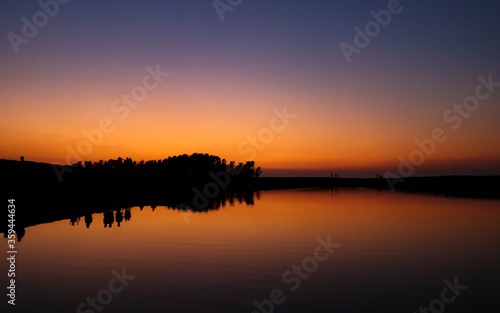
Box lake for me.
[2,188,499,312]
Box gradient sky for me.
[1,0,499,177]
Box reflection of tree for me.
[116,210,123,227]
[85,213,93,228]
[103,211,114,228]
[69,216,80,226]
[80,192,254,230]
[2,190,257,239]
[172,191,256,212]
[16,227,25,242]
[80,208,133,229]
[124,208,131,221]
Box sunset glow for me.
[1,1,499,177]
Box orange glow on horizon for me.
[1,64,499,175]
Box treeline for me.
[64,153,261,186]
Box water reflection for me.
[1,188,499,313]
[69,216,80,226]
[1,191,259,239]
[73,191,258,230]
[85,213,92,228]
[16,226,25,242]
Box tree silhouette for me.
[68,153,261,188]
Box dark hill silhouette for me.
[1,154,498,215]
[0,153,264,220]
[0,153,260,199]
[1,154,499,242]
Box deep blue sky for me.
[2,0,499,69]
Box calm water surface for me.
[2,189,500,312]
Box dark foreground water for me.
[2,188,500,313]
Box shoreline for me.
[2,176,498,239]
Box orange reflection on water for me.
[4,189,500,312]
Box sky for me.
[1,0,499,177]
